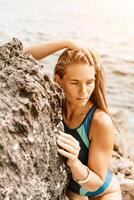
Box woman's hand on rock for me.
[57,131,80,166]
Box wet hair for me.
[54,49,108,113]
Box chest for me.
[63,115,86,129]
[63,124,90,165]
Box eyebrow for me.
[69,79,95,81]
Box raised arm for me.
[24,39,99,65]
[24,40,69,60]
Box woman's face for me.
[59,63,95,107]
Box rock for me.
[0,38,69,200]
[110,111,134,200]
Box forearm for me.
[68,159,104,191]
[24,40,69,60]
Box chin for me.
[76,100,88,107]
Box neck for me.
[62,99,92,121]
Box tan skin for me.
[56,64,122,200]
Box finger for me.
[57,139,79,156]
[58,135,80,150]
[80,48,94,65]
[58,134,80,148]
[59,131,79,145]
[88,48,100,65]
[58,148,77,160]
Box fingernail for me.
[90,60,94,65]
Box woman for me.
[24,40,122,200]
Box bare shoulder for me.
[93,109,113,126]
[90,108,115,142]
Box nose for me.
[79,84,87,97]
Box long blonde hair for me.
[54,49,109,113]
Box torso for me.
[62,102,116,197]
[63,103,99,194]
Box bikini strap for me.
[83,105,97,137]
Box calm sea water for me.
[0,0,134,134]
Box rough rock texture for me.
[110,111,134,200]
[0,38,69,200]
[0,38,134,200]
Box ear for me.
[54,74,62,87]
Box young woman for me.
[24,40,122,200]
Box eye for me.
[87,80,94,85]
[70,82,78,85]
[87,81,92,84]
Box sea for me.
[0,0,134,135]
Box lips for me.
[76,98,87,101]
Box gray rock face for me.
[0,38,69,200]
